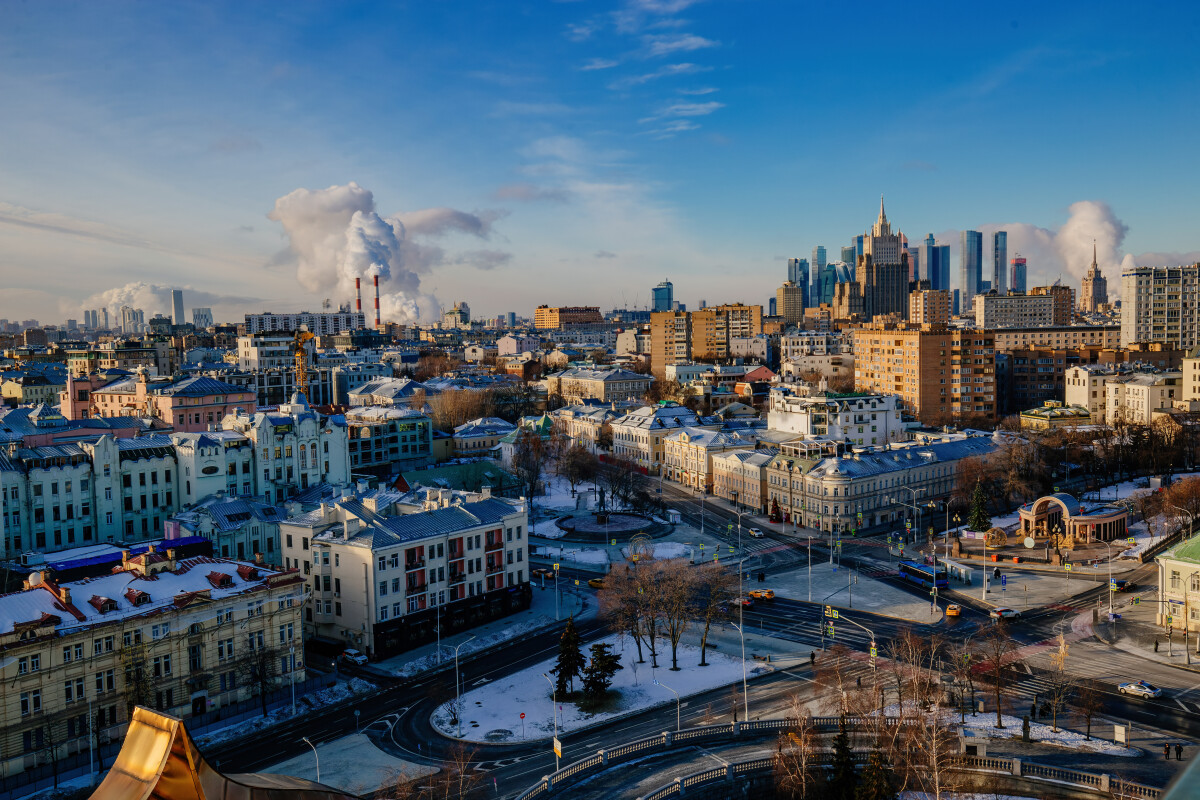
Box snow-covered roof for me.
[309,496,524,550]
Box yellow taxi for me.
[748,589,775,600]
[946,604,962,617]
[588,577,606,589]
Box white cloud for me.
[492,183,571,203]
[642,33,718,57]
[581,58,620,71]
[607,62,710,89]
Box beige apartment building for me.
[543,367,652,404]
[662,427,754,492]
[852,323,997,423]
[909,290,950,326]
[610,403,707,473]
[991,325,1120,353]
[711,450,773,513]
[533,306,604,329]
[650,304,763,378]
[279,490,530,660]
[0,549,304,780]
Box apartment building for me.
[279,490,530,659]
[1105,372,1181,425]
[66,373,255,432]
[973,292,1055,328]
[0,550,304,779]
[1028,284,1076,324]
[171,430,258,505]
[610,403,706,472]
[533,306,603,329]
[765,436,997,533]
[649,304,763,379]
[990,325,1120,353]
[451,417,516,457]
[1120,263,1200,349]
[909,289,951,326]
[852,324,997,423]
[662,427,755,492]
[543,367,652,404]
[711,450,773,513]
[170,495,289,562]
[548,404,620,451]
[344,406,433,472]
[1065,365,1123,423]
[766,387,903,448]
[244,311,365,335]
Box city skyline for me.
[3,1,1200,323]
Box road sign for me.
[1110,580,1118,591]
[520,712,525,719]
[826,623,835,637]
[856,512,862,521]
[906,520,912,529]
[824,605,839,619]
[553,737,562,758]
[1023,537,1035,549]
[553,563,560,570]
[1064,564,1072,572]
[1127,537,1136,546]
[1001,575,1007,589]
[869,645,877,658]
[574,579,580,586]
[1167,615,1174,625]
[611,539,616,546]
[1133,596,1141,605]
[728,546,734,553]
[727,523,733,531]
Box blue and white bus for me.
[897,560,948,590]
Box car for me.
[340,648,368,666]
[1119,680,1162,699]
[747,527,764,538]
[588,577,605,589]
[748,589,775,600]
[945,604,962,617]
[734,597,754,607]
[531,567,554,579]
[1115,580,1139,593]
[988,607,1020,620]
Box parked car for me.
[531,567,554,579]
[988,607,1020,620]
[588,577,606,589]
[734,597,754,607]
[1118,680,1162,699]
[340,648,368,666]
[748,589,775,600]
[747,527,764,538]
[945,604,962,617]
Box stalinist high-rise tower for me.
[1080,242,1108,313]
[857,196,910,320]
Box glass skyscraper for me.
[652,279,674,312]
[992,231,1008,295]
[960,230,983,303]
[787,258,810,307]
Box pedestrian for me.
[1178,743,1184,761]
[1155,639,1160,653]
[1165,743,1171,760]
[810,651,816,666]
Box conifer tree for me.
[854,749,896,800]
[829,716,858,800]
[581,642,623,708]
[551,615,586,694]
[967,478,991,532]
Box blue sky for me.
[2,0,1199,324]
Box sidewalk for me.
[370,582,593,679]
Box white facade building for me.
[766,387,903,449]
[1120,263,1200,348]
[973,293,1056,329]
[244,311,366,336]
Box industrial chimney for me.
[373,274,381,328]
[355,277,362,315]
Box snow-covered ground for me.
[385,612,577,678]
[193,677,376,747]
[620,541,688,560]
[535,544,611,566]
[431,633,767,742]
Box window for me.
[152,655,172,677]
[278,623,294,643]
[65,678,85,703]
[379,606,389,621]
[218,638,235,661]
[95,669,115,694]
[152,623,170,640]
[379,581,388,596]
[20,690,41,716]
[378,556,387,571]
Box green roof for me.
[1162,535,1200,564]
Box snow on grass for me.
[620,542,688,560]
[882,704,1137,757]
[386,615,563,678]
[431,633,767,742]
[536,544,611,566]
[193,677,376,747]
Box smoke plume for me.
[266,182,507,324]
[77,282,260,318]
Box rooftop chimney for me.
[373,274,381,329]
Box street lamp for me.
[729,622,750,723]
[302,736,320,783]
[542,672,559,771]
[653,678,681,731]
[453,636,476,737]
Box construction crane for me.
[293,329,315,399]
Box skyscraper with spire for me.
[857,196,910,320]
[1080,242,1108,312]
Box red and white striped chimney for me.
[355,277,362,314]
[373,274,381,328]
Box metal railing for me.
[517,719,1162,800]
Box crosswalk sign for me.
[574,579,580,586]
[1127,537,1136,546]
[824,605,839,619]
[826,623,835,637]
[1110,580,1118,591]
[870,645,877,657]
[1064,564,1072,572]
[727,523,733,531]
[1133,596,1141,605]
[728,546,734,553]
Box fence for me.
[0,671,336,800]
[517,718,1162,800]
[632,752,1162,800]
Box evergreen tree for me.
[828,716,857,800]
[581,642,623,708]
[551,616,586,694]
[854,749,896,800]
[967,478,991,532]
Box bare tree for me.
[236,640,281,717]
[1075,681,1105,740]
[1042,634,1076,732]
[774,713,823,800]
[656,559,694,670]
[597,562,654,664]
[511,430,547,502]
[977,623,1020,729]
[693,563,736,666]
[559,444,599,497]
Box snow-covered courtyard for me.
[431,633,767,742]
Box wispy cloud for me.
[453,249,513,270]
[581,58,620,71]
[642,33,718,57]
[607,62,710,89]
[641,100,724,122]
[0,202,180,255]
[645,119,701,138]
[678,86,718,95]
[594,250,617,258]
[566,20,602,41]
[492,183,571,203]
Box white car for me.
[1118,681,1162,699]
[747,528,764,538]
[340,648,368,666]
[988,607,1020,620]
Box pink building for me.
[62,373,256,433]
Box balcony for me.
[406,578,427,593]
[448,570,466,585]
[405,558,425,571]
[486,561,503,575]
